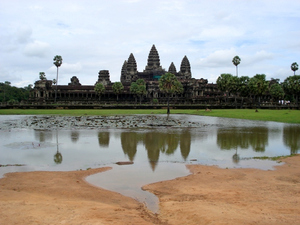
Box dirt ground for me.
[0,155,299,225]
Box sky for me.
[1,0,299,87]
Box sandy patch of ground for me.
[1,155,300,225]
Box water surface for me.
[1,114,299,212]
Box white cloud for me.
[0,0,299,87]
[16,26,32,44]
[199,26,244,40]
[23,41,50,57]
[60,62,82,73]
[195,48,238,68]
[243,50,274,66]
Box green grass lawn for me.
[0,108,299,124]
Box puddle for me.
[86,162,191,213]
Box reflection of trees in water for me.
[98,132,110,147]
[249,127,268,152]
[143,130,190,170]
[54,129,62,164]
[34,129,53,142]
[70,131,79,143]
[120,132,139,161]
[180,129,191,161]
[217,127,268,152]
[144,132,163,171]
[161,133,180,155]
[54,151,63,164]
[283,125,300,154]
[119,129,194,170]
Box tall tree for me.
[269,83,284,104]
[232,56,241,76]
[238,76,250,107]
[248,74,269,108]
[291,62,298,75]
[130,79,147,104]
[112,82,124,102]
[216,73,233,102]
[53,55,63,103]
[282,75,300,106]
[94,83,105,101]
[228,76,240,108]
[0,81,30,103]
[130,82,139,103]
[159,73,183,114]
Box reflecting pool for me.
[1,114,299,212]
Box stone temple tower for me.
[95,70,111,86]
[177,55,192,80]
[120,53,138,85]
[168,62,177,75]
[120,44,191,84]
[144,45,163,72]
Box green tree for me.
[39,72,46,80]
[159,73,183,114]
[216,73,233,102]
[130,82,139,103]
[269,83,284,104]
[291,62,298,75]
[94,83,105,101]
[0,81,31,103]
[130,79,147,104]
[53,55,63,103]
[238,76,250,107]
[228,75,240,108]
[232,56,241,76]
[248,74,269,108]
[282,75,300,106]
[112,82,124,102]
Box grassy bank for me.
[0,108,299,124]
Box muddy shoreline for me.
[0,155,299,224]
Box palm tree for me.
[238,76,250,108]
[130,82,139,103]
[112,82,124,102]
[228,75,240,108]
[53,55,63,103]
[39,72,46,80]
[216,73,233,102]
[282,75,300,107]
[291,62,298,75]
[130,79,147,104]
[248,74,269,108]
[159,73,183,114]
[269,83,284,105]
[232,56,241,76]
[94,83,105,101]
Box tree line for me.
[216,59,299,107]
[216,73,300,107]
[0,81,33,104]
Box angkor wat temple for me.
[30,45,221,105]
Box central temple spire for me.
[144,44,161,72]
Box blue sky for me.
[0,0,299,87]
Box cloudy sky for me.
[1,0,299,87]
